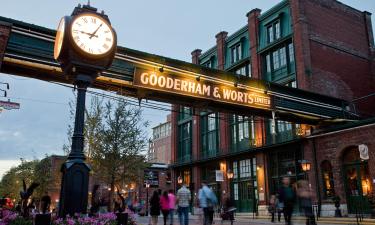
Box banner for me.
[215,170,224,182]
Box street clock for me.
[54,4,117,79]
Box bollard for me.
[116,212,128,225]
[34,213,51,225]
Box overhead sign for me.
[144,170,159,187]
[215,170,224,182]
[133,68,271,110]
[0,100,20,110]
[358,144,369,160]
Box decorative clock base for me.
[59,160,90,217]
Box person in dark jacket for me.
[278,177,295,225]
[150,190,161,225]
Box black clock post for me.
[54,4,117,217]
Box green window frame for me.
[178,121,192,163]
[264,42,295,82]
[179,106,192,121]
[267,20,281,44]
[230,115,256,152]
[231,43,242,64]
[201,113,219,159]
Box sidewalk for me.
[136,213,375,225]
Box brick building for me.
[171,0,374,216]
[147,114,172,164]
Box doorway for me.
[342,147,372,214]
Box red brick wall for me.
[0,23,11,70]
[304,123,375,204]
[290,0,375,117]
[247,9,262,79]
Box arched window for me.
[321,160,335,198]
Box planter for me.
[34,214,51,225]
[116,212,128,225]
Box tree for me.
[63,96,149,211]
[90,99,149,211]
[0,159,39,202]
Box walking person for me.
[276,194,283,223]
[269,194,277,223]
[297,180,316,225]
[150,190,161,225]
[198,183,218,225]
[161,191,170,225]
[176,183,191,225]
[278,177,295,225]
[168,189,176,225]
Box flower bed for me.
[0,209,137,225]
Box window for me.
[201,113,219,158]
[233,161,238,179]
[204,61,212,68]
[266,54,271,73]
[179,106,192,120]
[321,161,335,198]
[178,121,192,162]
[267,26,274,43]
[233,183,239,200]
[230,115,256,151]
[240,159,251,178]
[267,21,281,44]
[279,47,286,67]
[231,43,242,63]
[286,80,297,88]
[277,120,292,132]
[273,51,280,69]
[235,63,252,77]
[275,22,280,39]
[288,43,294,62]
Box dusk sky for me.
[0,0,374,178]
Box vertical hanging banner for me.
[133,68,271,110]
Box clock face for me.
[54,17,66,60]
[70,13,114,56]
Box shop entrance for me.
[342,147,372,214]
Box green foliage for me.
[0,159,39,201]
[8,217,33,225]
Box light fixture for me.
[227,169,234,179]
[196,76,201,81]
[145,182,150,188]
[299,160,311,172]
[177,175,183,184]
[234,82,238,87]
[256,165,261,171]
[159,66,164,73]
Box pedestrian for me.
[278,177,295,225]
[40,192,51,214]
[297,180,316,225]
[150,190,161,225]
[176,183,191,225]
[198,182,218,225]
[168,189,176,225]
[276,194,283,222]
[269,194,276,223]
[161,191,170,225]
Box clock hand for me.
[79,31,98,38]
[89,23,103,39]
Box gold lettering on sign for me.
[135,70,271,109]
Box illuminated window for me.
[321,160,335,198]
[230,115,256,152]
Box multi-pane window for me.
[201,113,219,158]
[267,21,281,44]
[273,51,280,70]
[178,121,192,162]
[264,42,295,81]
[231,43,242,63]
[233,183,239,200]
[179,106,192,120]
[266,55,271,73]
[230,115,256,151]
[239,159,251,178]
[288,43,294,62]
[233,161,238,179]
[204,61,212,68]
[277,120,292,132]
[235,63,252,77]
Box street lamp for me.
[145,182,150,216]
[227,169,234,198]
[299,160,311,180]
